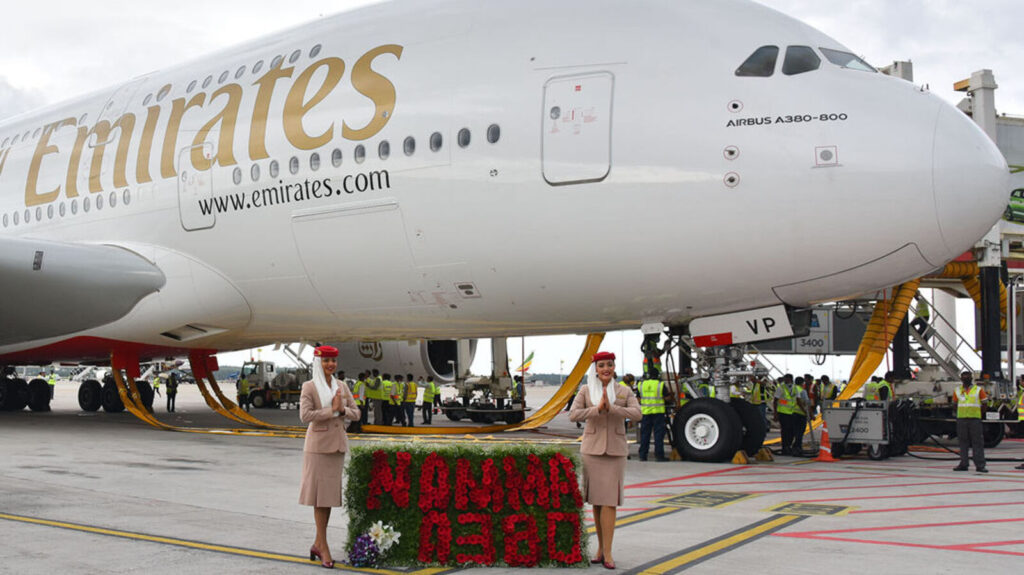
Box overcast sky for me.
[0,1,1020,119]
[0,1,1014,375]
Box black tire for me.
[5,378,29,411]
[101,380,124,413]
[730,399,767,456]
[867,443,888,460]
[28,378,51,412]
[672,398,743,462]
[78,380,102,412]
[0,380,8,410]
[983,421,1005,448]
[1008,422,1024,439]
[136,380,154,411]
[844,442,863,456]
[251,392,266,408]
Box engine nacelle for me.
[332,340,477,383]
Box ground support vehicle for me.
[241,361,308,409]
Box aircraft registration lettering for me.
[19,44,404,208]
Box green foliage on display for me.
[345,442,589,567]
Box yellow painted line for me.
[586,506,681,534]
[0,512,399,573]
[635,515,802,575]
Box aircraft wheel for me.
[78,380,102,411]
[251,393,266,409]
[136,380,154,411]
[983,421,1005,448]
[672,398,742,462]
[27,379,51,411]
[730,398,767,456]
[867,443,888,460]
[5,378,29,411]
[101,380,124,413]
[1007,422,1024,438]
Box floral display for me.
[346,444,587,567]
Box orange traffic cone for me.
[815,420,839,462]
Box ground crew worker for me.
[1016,386,1024,470]
[422,376,438,424]
[638,369,671,461]
[353,373,367,424]
[864,374,893,402]
[381,374,395,425]
[749,377,768,428]
[366,369,383,425]
[166,371,178,412]
[817,375,837,405]
[952,371,987,473]
[47,371,57,399]
[403,373,417,427]
[237,376,251,413]
[697,379,715,399]
[152,375,162,398]
[911,293,930,336]
[774,374,809,456]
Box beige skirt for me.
[299,451,345,507]
[581,453,626,507]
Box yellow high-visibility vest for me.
[955,385,982,419]
[352,379,365,405]
[404,380,418,402]
[640,379,665,415]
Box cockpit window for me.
[782,46,820,75]
[819,48,877,72]
[735,46,779,77]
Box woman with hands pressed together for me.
[299,345,361,568]
[569,351,642,569]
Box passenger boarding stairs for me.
[906,299,979,380]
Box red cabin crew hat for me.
[592,351,616,363]
[314,345,339,358]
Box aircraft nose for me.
[931,105,1009,260]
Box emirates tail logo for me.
[358,342,383,362]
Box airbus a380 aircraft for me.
[0,0,1009,411]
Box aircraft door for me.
[542,72,614,185]
[177,143,216,231]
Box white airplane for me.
[0,0,1009,415]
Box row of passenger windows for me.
[735,45,876,77]
[231,125,501,185]
[3,189,132,229]
[4,123,504,226]
[1,45,324,148]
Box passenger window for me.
[735,46,779,77]
[289,156,299,174]
[354,145,366,164]
[331,148,343,167]
[819,48,876,72]
[782,46,820,75]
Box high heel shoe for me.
[320,559,335,569]
[310,545,322,561]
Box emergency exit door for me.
[542,72,614,185]
[177,142,215,231]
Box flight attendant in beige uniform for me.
[569,351,642,569]
[299,345,360,568]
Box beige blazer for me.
[569,383,642,456]
[300,380,361,454]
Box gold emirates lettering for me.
[22,44,403,207]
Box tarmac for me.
[2,382,1024,574]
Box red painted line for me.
[778,516,1024,536]
[794,487,1024,503]
[749,479,982,495]
[775,533,1024,557]
[950,539,1024,550]
[851,501,1024,514]
[624,466,746,490]
[675,474,889,488]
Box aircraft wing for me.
[0,237,165,346]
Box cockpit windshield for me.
[735,46,779,77]
[782,46,820,75]
[820,48,876,72]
